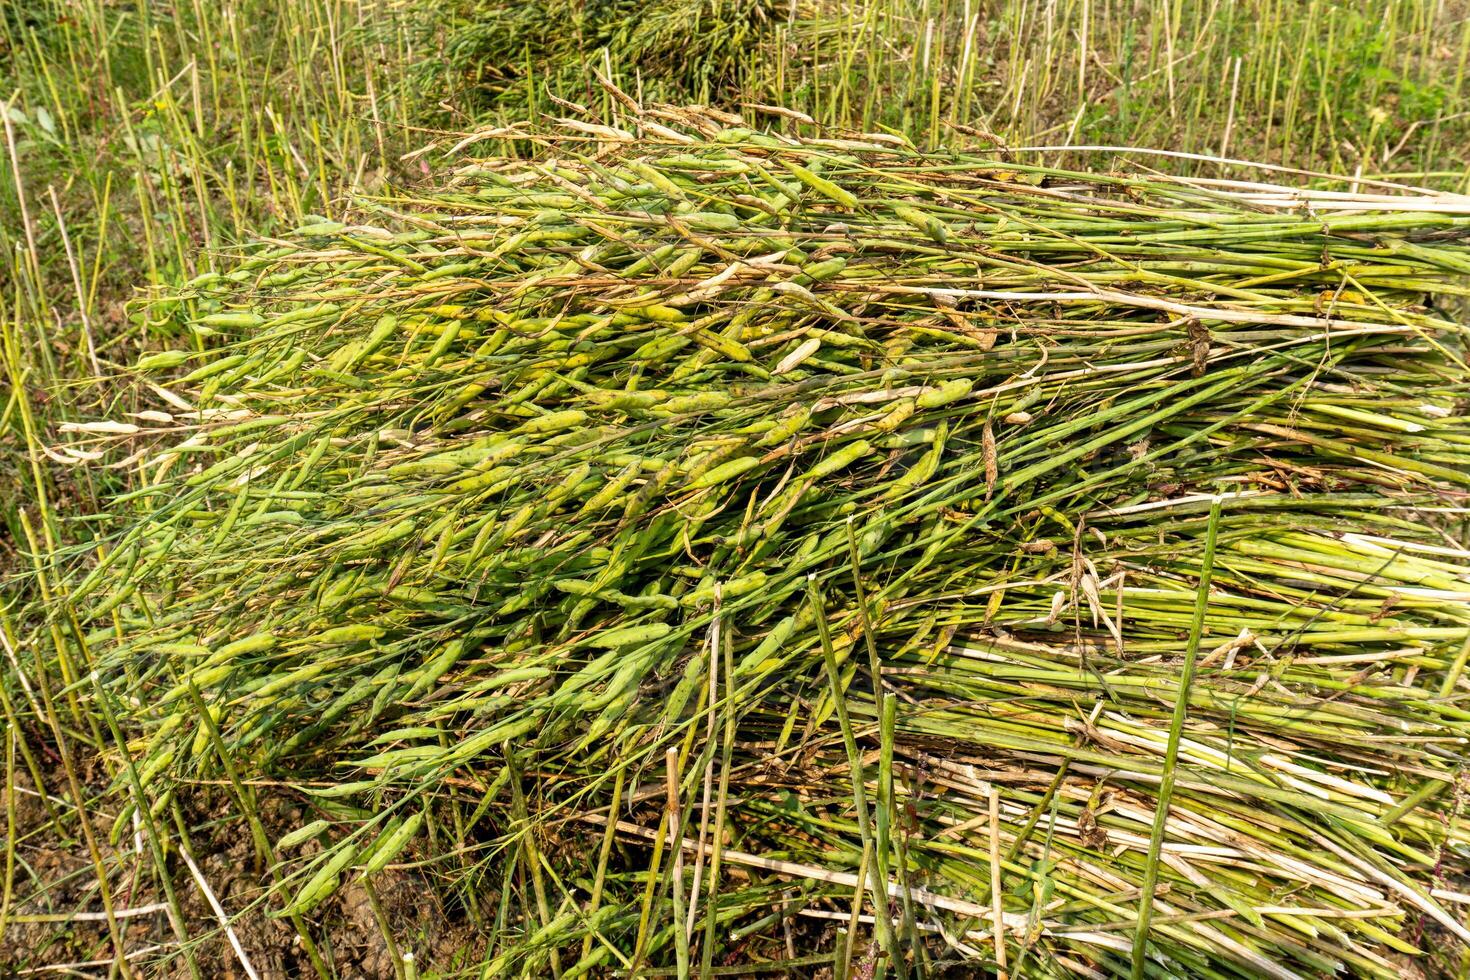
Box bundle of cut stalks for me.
[412,0,791,119]
[46,103,1470,977]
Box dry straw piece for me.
[45,101,1470,976]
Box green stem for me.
[1131,495,1223,978]
[808,574,902,978]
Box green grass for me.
[2,6,420,964]
[2,0,419,572]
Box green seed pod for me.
[188,704,223,759]
[260,302,340,332]
[661,392,732,415]
[632,332,691,364]
[779,160,860,209]
[739,612,798,675]
[622,242,679,277]
[682,571,768,608]
[160,663,234,704]
[756,405,811,447]
[421,318,470,368]
[873,397,917,433]
[451,464,517,494]
[343,520,416,555]
[691,327,753,363]
[894,205,949,244]
[796,256,848,284]
[359,813,424,876]
[277,843,359,917]
[884,420,948,498]
[916,378,974,409]
[467,666,551,693]
[681,211,740,231]
[626,303,687,323]
[277,820,333,850]
[405,640,470,702]
[313,624,387,646]
[217,631,278,658]
[517,410,587,435]
[89,579,138,619]
[663,654,708,722]
[588,390,667,413]
[589,622,672,649]
[344,314,399,369]
[688,455,760,491]
[807,439,873,481]
[150,641,212,657]
[628,161,688,200]
[198,311,266,329]
[109,803,137,847]
[577,461,642,517]
[553,578,600,597]
[252,660,334,699]
[134,350,193,372]
[137,748,175,789]
[176,353,247,384]
[877,426,937,449]
[293,220,346,236]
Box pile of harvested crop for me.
[414,0,790,119]
[51,103,1470,977]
